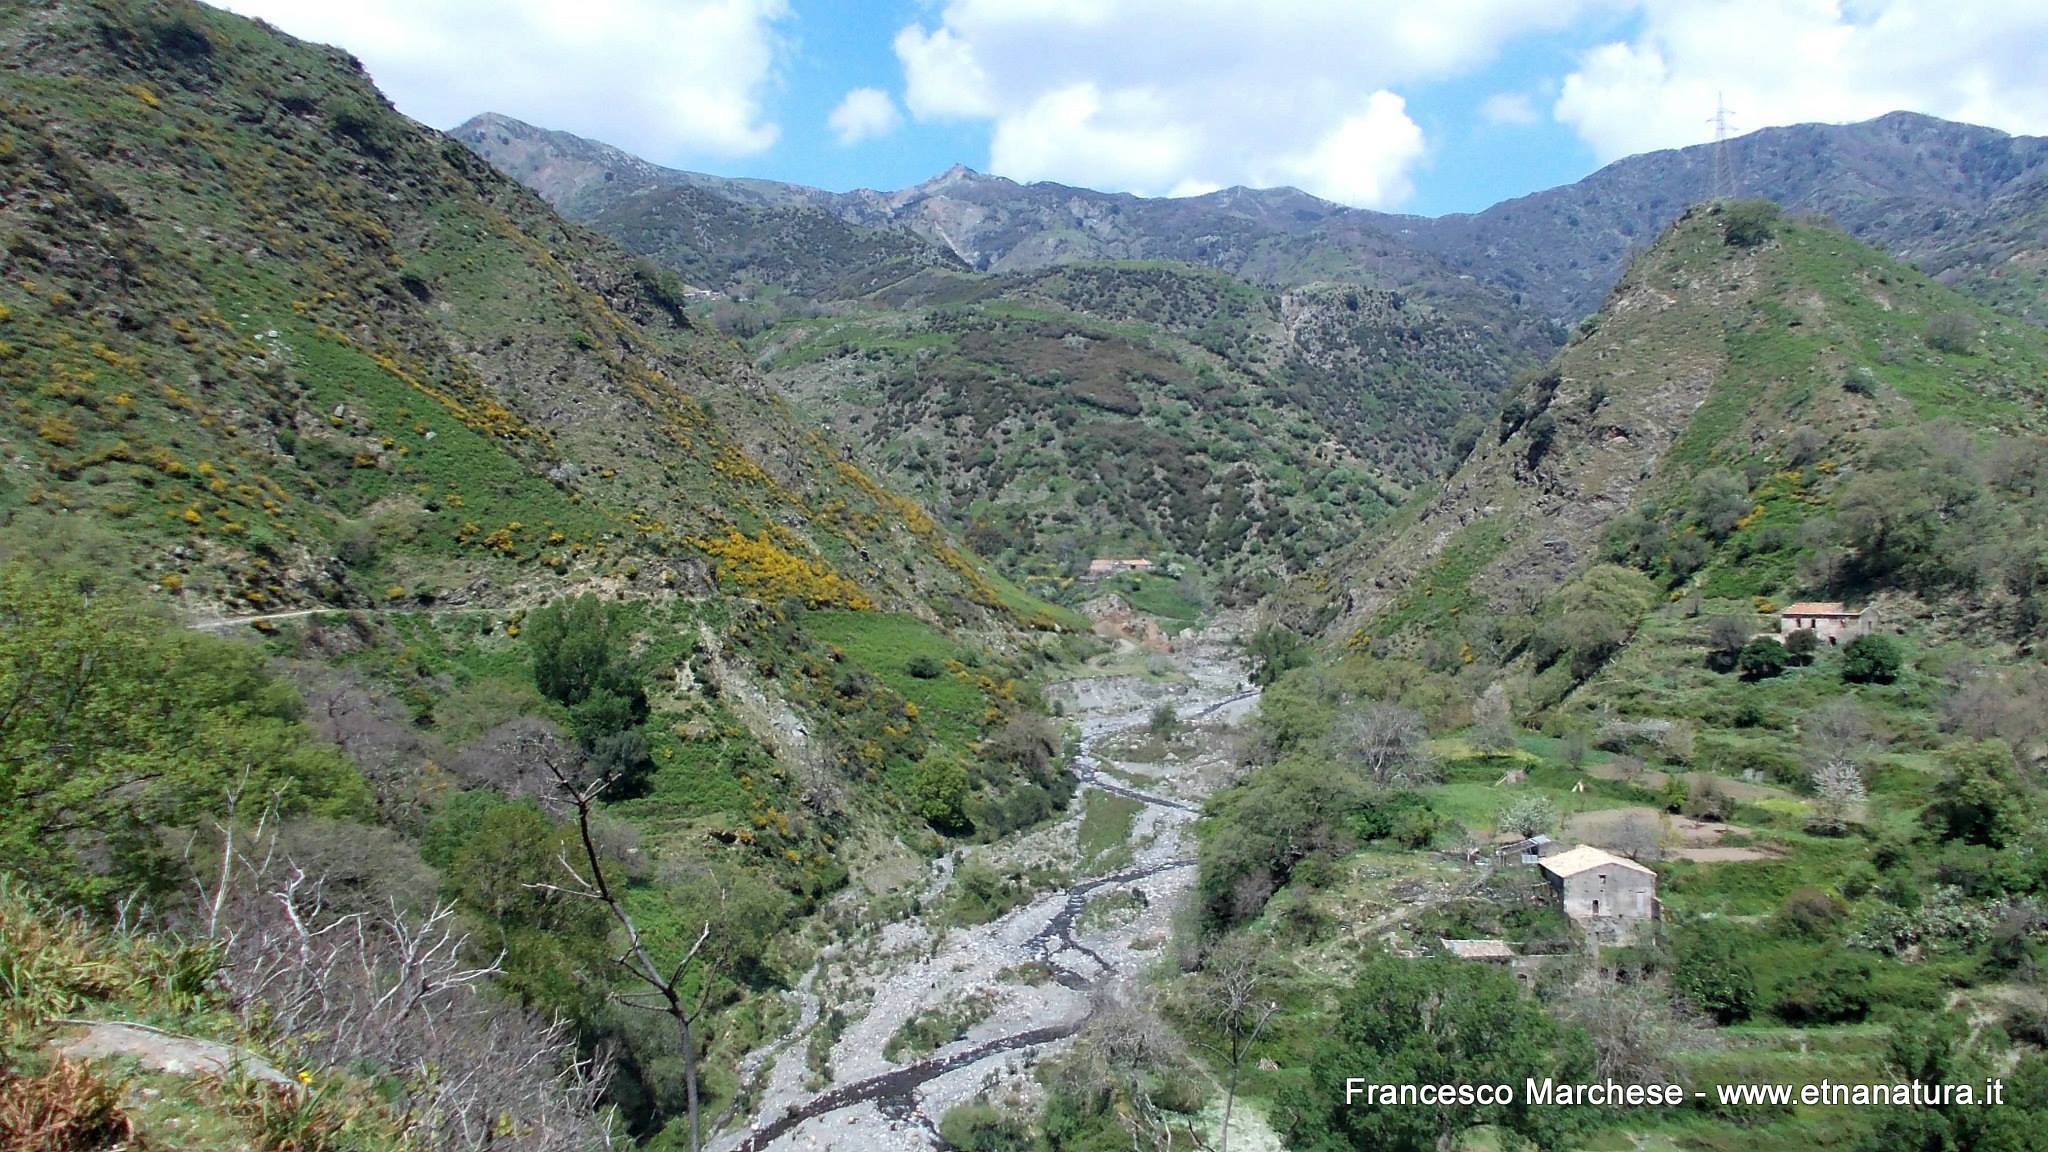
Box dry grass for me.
[0,1060,137,1152]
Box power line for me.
[1708,93,1737,200]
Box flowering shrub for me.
[692,529,874,610]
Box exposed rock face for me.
[55,1022,293,1087]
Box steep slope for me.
[1313,201,2048,656]
[454,112,964,300]
[0,0,1038,625]
[460,116,1559,589]
[754,262,1535,592]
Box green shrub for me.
[1925,311,1981,355]
[1674,921,1758,1023]
[939,1102,1033,1152]
[1737,637,1788,680]
[1720,199,1781,248]
[1841,633,1903,684]
[906,751,971,832]
[1772,952,1874,1024]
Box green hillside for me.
[0,0,1048,628]
[1191,203,2048,1152]
[734,260,1545,598]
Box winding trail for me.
[720,643,1254,1151]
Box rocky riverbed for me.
[717,626,1256,1151]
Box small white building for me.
[1779,602,1871,646]
[1538,845,1658,943]
[1440,938,1517,963]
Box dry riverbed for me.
[717,626,1255,1151]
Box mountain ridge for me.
[458,109,2048,324]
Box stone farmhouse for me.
[1778,601,1871,646]
[1538,845,1658,944]
[1082,558,1154,579]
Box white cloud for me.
[827,87,902,146]
[1479,91,1540,125]
[1270,92,1429,206]
[1556,0,2048,162]
[216,0,791,160]
[890,0,1607,207]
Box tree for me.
[1192,936,1281,1152]
[906,750,971,832]
[1784,627,1820,664]
[1674,921,1757,1023]
[1720,199,1780,247]
[1149,703,1183,740]
[1808,756,1867,834]
[1497,794,1558,839]
[1925,743,2024,847]
[525,594,648,743]
[1925,311,1981,355]
[1246,626,1308,687]
[1283,957,1591,1152]
[1471,683,1515,752]
[1329,702,1435,790]
[1705,615,1754,672]
[528,739,731,1152]
[1841,634,1904,684]
[1690,468,1750,540]
[0,564,367,903]
[1737,637,1789,680]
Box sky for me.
[214,0,2048,217]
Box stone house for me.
[1778,602,1871,646]
[1082,558,1153,580]
[1538,845,1657,943]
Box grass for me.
[881,990,998,1063]
[799,610,992,748]
[1078,790,1145,871]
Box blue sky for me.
[219,1,2048,217]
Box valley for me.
[723,633,1253,1151]
[2,5,2046,1152]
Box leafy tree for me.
[1925,311,1981,355]
[1924,743,2024,848]
[1841,633,1904,684]
[1720,199,1781,247]
[1673,921,1758,1023]
[1690,468,1751,540]
[1784,627,1820,664]
[1283,957,1591,1152]
[1497,795,1558,839]
[1737,637,1789,680]
[1197,760,1370,933]
[1246,627,1308,687]
[526,594,648,742]
[1149,703,1183,740]
[0,565,367,903]
[906,750,971,832]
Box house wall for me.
[1548,868,1656,921]
[1778,613,1870,645]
